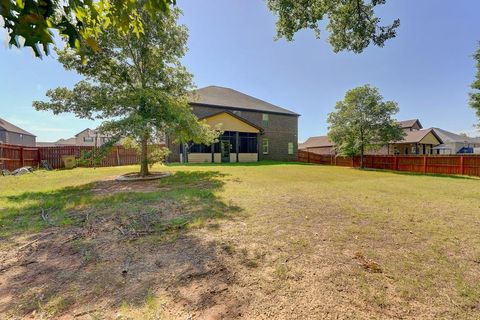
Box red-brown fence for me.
[298,150,480,177]
[0,144,142,171]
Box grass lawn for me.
[1,162,480,319]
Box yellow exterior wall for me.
[204,113,259,133]
[419,132,441,145]
[187,153,212,163]
[238,153,258,162]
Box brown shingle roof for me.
[396,128,442,144]
[0,118,36,136]
[397,119,423,129]
[299,136,333,149]
[189,86,299,116]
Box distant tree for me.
[328,85,404,168]
[470,43,480,123]
[0,0,175,57]
[267,0,400,53]
[33,7,217,177]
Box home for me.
[168,86,299,163]
[37,128,113,147]
[300,119,444,156]
[0,118,36,147]
[431,128,480,154]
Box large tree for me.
[328,85,404,168]
[267,0,400,53]
[0,0,174,57]
[470,43,480,122]
[33,6,217,177]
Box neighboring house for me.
[0,118,36,147]
[300,119,443,156]
[37,128,113,147]
[168,86,299,163]
[298,136,334,155]
[431,128,480,154]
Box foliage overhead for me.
[267,0,400,53]
[0,0,175,57]
[33,7,217,176]
[470,43,480,124]
[327,85,404,167]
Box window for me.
[189,143,212,153]
[262,113,269,127]
[239,133,257,153]
[83,136,94,142]
[288,142,294,155]
[262,138,269,154]
[19,134,23,140]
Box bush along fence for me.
[298,150,480,177]
[0,144,142,171]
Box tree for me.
[33,6,217,177]
[267,0,400,53]
[470,43,480,122]
[327,85,404,168]
[0,0,175,57]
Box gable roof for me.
[432,127,480,144]
[299,136,333,149]
[189,86,299,116]
[397,119,423,130]
[199,110,264,132]
[397,128,443,144]
[0,118,36,136]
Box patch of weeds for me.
[189,216,206,229]
[221,242,236,255]
[274,263,290,280]
[71,239,98,264]
[42,294,75,316]
[354,252,383,273]
[239,247,261,268]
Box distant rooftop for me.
[397,119,423,129]
[189,86,299,116]
[0,118,36,137]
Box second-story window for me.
[262,113,269,127]
[83,136,94,142]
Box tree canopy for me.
[33,6,217,176]
[267,0,400,53]
[0,0,175,57]
[328,85,404,167]
[470,43,480,123]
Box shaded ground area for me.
[1,163,480,319]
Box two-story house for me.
[168,86,300,163]
[0,118,36,147]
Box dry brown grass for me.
[1,163,480,319]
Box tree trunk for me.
[140,134,149,177]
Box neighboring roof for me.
[55,137,77,145]
[36,142,57,147]
[396,128,443,144]
[432,127,480,144]
[199,110,264,132]
[299,136,333,149]
[397,119,423,129]
[189,86,299,116]
[0,118,36,137]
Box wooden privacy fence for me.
[298,150,480,177]
[0,144,142,171]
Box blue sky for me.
[1,0,479,142]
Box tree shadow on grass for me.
[0,171,247,318]
[168,160,312,167]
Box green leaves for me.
[267,0,399,53]
[470,43,480,123]
[327,85,404,162]
[1,0,175,57]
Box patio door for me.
[220,141,230,163]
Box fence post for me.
[423,156,427,174]
[116,146,121,166]
[307,150,310,163]
[460,156,465,175]
[20,147,24,167]
[393,156,398,171]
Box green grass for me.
[1,162,480,318]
